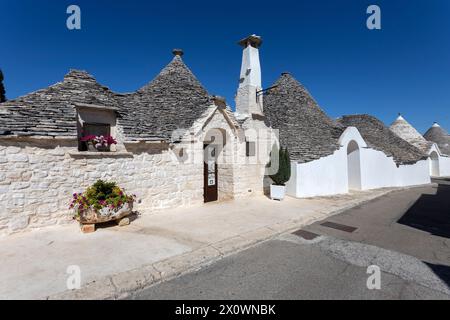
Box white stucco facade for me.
[286,127,431,198]
[235,35,264,117]
[427,144,450,177]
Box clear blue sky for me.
[1,0,449,133]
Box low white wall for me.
[286,127,431,198]
[438,156,450,177]
[395,160,431,186]
[359,148,430,189]
[286,149,349,198]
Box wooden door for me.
[204,144,218,202]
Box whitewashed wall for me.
[437,155,450,177]
[286,127,431,198]
[427,144,450,177]
[288,151,348,197]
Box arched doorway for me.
[203,128,231,203]
[430,151,440,177]
[347,140,362,191]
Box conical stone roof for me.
[424,123,450,156]
[263,73,344,163]
[338,114,427,165]
[389,115,433,153]
[0,70,119,137]
[118,55,212,141]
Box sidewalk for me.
[0,186,423,299]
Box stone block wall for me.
[0,138,206,236]
[0,109,271,236]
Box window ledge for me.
[68,151,133,158]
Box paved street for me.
[0,185,392,299]
[130,184,450,300]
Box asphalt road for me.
[129,184,450,300]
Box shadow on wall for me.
[397,185,450,239]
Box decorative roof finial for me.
[238,34,262,48]
[172,49,184,57]
[212,95,227,108]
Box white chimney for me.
[235,35,263,118]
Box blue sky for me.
[1,0,449,133]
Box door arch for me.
[203,128,233,203]
[347,140,362,191]
[430,151,440,177]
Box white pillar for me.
[235,35,263,118]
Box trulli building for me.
[390,115,450,177]
[262,70,431,197]
[0,44,270,235]
[424,123,450,156]
[0,34,436,235]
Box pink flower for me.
[80,135,97,142]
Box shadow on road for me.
[424,262,450,289]
[398,185,450,239]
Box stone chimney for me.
[235,35,263,118]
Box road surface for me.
[129,184,450,300]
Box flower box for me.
[81,135,117,152]
[70,180,137,233]
[78,201,133,225]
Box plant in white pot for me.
[269,146,291,200]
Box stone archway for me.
[347,140,362,191]
[203,128,234,202]
[430,151,440,177]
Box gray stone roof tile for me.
[339,114,428,165]
[0,70,119,137]
[117,55,212,141]
[389,115,434,153]
[263,73,344,163]
[0,56,214,141]
[424,124,450,156]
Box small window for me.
[78,123,111,151]
[246,141,256,157]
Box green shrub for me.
[269,146,291,186]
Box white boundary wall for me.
[286,127,431,198]
[427,144,450,177]
[439,156,450,177]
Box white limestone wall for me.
[427,144,450,177]
[287,150,348,198]
[438,156,450,177]
[286,127,431,198]
[394,160,431,186]
[359,148,430,189]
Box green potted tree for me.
[269,146,291,200]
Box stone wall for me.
[0,138,205,236]
[0,108,269,236]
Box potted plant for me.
[69,180,136,232]
[80,135,117,152]
[269,146,291,200]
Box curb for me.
[46,185,433,300]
